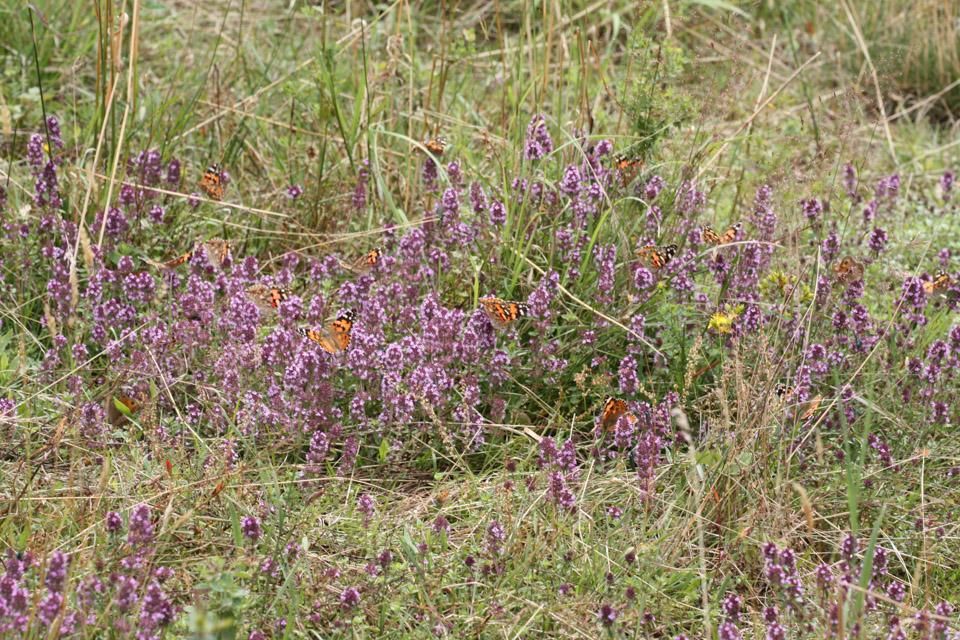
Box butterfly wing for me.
[637,244,676,270]
[342,247,382,274]
[199,164,225,200]
[202,239,231,267]
[833,257,864,284]
[721,223,741,244]
[800,394,823,420]
[160,250,193,269]
[246,284,289,313]
[479,297,528,328]
[298,310,356,354]
[702,227,722,244]
[599,397,629,431]
[424,137,446,156]
[704,224,739,245]
[923,271,951,294]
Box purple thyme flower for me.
[486,520,506,554]
[719,621,742,640]
[138,579,175,635]
[357,493,376,527]
[489,198,506,226]
[941,170,955,198]
[597,603,618,627]
[618,355,638,395]
[340,586,361,609]
[105,511,123,533]
[560,165,582,196]
[524,114,554,160]
[644,175,665,201]
[242,515,262,542]
[286,184,304,200]
[801,197,823,222]
[128,503,154,546]
[869,227,888,253]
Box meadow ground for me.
[1,0,960,638]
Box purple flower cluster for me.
[524,114,554,160]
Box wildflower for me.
[486,520,506,554]
[357,493,376,527]
[560,164,581,196]
[340,586,361,609]
[241,515,262,543]
[869,227,888,253]
[287,184,304,200]
[44,551,69,593]
[618,355,638,395]
[801,197,823,222]
[941,170,955,198]
[431,515,450,534]
[644,175,665,201]
[524,114,553,160]
[422,157,438,191]
[597,603,618,627]
[128,503,154,546]
[708,309,736,335]
[38,592,63,625]
[722,593,742,622]
[136,579,175,637]
[821,230,841,261]
[718,621,742,640]
[166,158,181,184]
[489,198,506,226]
[843,163,858,199]
[447,160,463,189]
[593,243,616,299]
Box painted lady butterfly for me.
[613,154,642,172]
[246,284,290,313]
[703,223,741,245]
[923,271,952,294]
[298,309,356,354]
[198,164,225,201]
[479,297,528,328]
[424,136,447,156]
[598,396,633,432]
[636,244,677,270]
[340,247,382,274]
[833,256,864,285]
[159,238,231,270]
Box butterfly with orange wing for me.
[423,136,447,157]
[702,223,741,245]
[198,164,225,201]
[923,271,952,295]
[636,244,677,271]
[479,297,528,329]
[598,397,636,432]
[339,247,382,274]
[246,284,290,314]
[298,310,356,354]
[154,238,231,270]
[833,256,865,285]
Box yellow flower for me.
[708,310,735,335]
